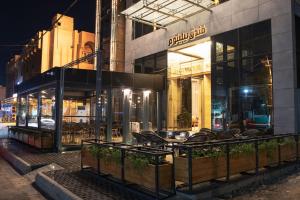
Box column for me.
[142,90,151,131]
[106,88,112,142]
[122,89,132,143]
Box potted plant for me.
[124,153,173,191]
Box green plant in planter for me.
[259,139,278,161]
[191,147,224,158]
[89,144,101,158]
[279,137,296,146]
[127,153,166,173]
[230,143,255,156]
[98,147,121,164]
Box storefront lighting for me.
[12,93,18,98]
[143,90,151,96]
[243,89,249,94]
[122,88,132,96]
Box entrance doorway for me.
[167,39,211,131]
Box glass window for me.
[28,93,38,127]
[132,21,154,39]
[134,51,167,74]
[40,89,55,130]
[211,20,272,130]
[18,95,27,127]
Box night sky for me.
[0,0,96,86]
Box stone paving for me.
[233,172,300,200]
[0,156,45,200]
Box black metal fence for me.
[176,134,299,193]
[81,139,176,199]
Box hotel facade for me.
[122,0,300,135]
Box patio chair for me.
[141,131,168,148]
[217,128,241,140]
[184,133,209,143]
[132,132,149,146]
[200,128,218,140]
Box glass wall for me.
[62,96,94,145]
[211,20,272,130]
[27,93,38,127]
[18,95,27,127]
[40,89,55,130]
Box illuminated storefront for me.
[123,0,298,134]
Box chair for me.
[217,128,241,140]
[132,132,149,146]
[184,133,209,143]
[141,131,168,148]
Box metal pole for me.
[95,0,102,140]
[55,67,64,152]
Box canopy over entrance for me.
[121,0,213,28]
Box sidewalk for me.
[0,156,45,200]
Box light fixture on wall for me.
[143,90,151,97]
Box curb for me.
[36,172,83,200]
[0,147,32,174]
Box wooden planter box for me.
[81,148,98,173]
[22,133,29,144]
[280,144,296,162]
[124,159,173,191]
[175,151,267,185]
[230,152,267,174]
[34,135,53,149]
[18,132,23,142]
[175,156,226,184]
[99,159,121,179]
[28,134,35,146]
[265,147,279,166]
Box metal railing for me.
[176,134,299,193]
[81,139,176,199]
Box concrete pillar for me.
[122,89,132,143]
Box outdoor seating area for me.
[82,130,299,198]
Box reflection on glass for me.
[41,89,55,130]
[212,20,272,130]
[28,93,38,127]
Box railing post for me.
[277,138,281,166]
[81,140,83,170]
[155,154,160,199]
[226,143,230,181]
[121,148,125,183]
[171,151,176,194]
[296,135,299,165]
[255,140,259,175]
[188,147,193,193]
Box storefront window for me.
[28,93,38,127]
[40,89,55,130]
[18,95,27,127]
[212,20,272,130]
[62,96,93,145]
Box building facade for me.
[5,14,95,99]
[122,0,300,134]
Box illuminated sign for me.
[168,25,207,47]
